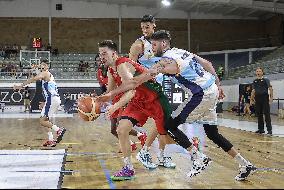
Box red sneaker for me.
[138,133,147,147]
[131,143,137,152]
[56,127,66,143]
[43,140,56,147]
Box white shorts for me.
[171,83,218,125]
[41,96,61,118]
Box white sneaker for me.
[235,164,257,181]
[136,149,158,169]
[187,155,212,178]
[158,157,176,169]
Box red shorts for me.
[120,85,166,135]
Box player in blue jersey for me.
[14,60,66,147]
[97,30,257,181]
[128,15,176,169]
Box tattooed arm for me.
[96,58,178,102]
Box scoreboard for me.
[32,37,42,48]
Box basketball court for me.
[1,0,284,189]
[0,112,283,188]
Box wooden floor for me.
[0,112,283,189]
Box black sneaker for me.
[255,130,265,134]
[235,164,257,181]
[267,131,272,135]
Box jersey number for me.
[181,52,204,77]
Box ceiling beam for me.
[185,0,284,14]
[187,0,200,11]
[206,4,219,12]
[244,9,258,16]
[223,6,239,15]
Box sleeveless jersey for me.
[137,36,163,84]
[42,72,59,98]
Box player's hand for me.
[218,86,225,100]
[148,68,159,76]
[105,105,116,119]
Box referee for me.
[250,67,273,135]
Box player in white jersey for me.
[129,15,163,83]
[98,30,257,181]
[145,30,256,181]
[128,15,175,169]
[14,60,66,147]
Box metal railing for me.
[0,71,98,80]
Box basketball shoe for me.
[235,164,257,181]
[111,166,135,181]
[136,149,158,169]
[56,127,66,143]
[43,140,56,147]
[158,156,176,169]
[187,154,212,178]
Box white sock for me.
[190,145,203,159]
[142,145,149,151]
[52,125,60,132]
[48,132,54,141]
[159,149,164,159]
[235,153,250,166]
[123,157,134,170]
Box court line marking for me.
[12,170,77,173]
[99,159,116,189]
[256,167,284,172]
[61,143,82,145]
[58,149,67,189]
[0,152,116,156]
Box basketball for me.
[77,96,101,121]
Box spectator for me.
[240,85,252,116]
[78,60,84,72]
[216,95,225,117]
[217,66,224,80]
[250,67,273,135]
[23,86,31,112]
[84,62,89,73]
[52,48,58,56]
[46,43,52,52]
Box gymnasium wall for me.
[191,18,283,52]
[1,17,282,53]
[0,0,282,53]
